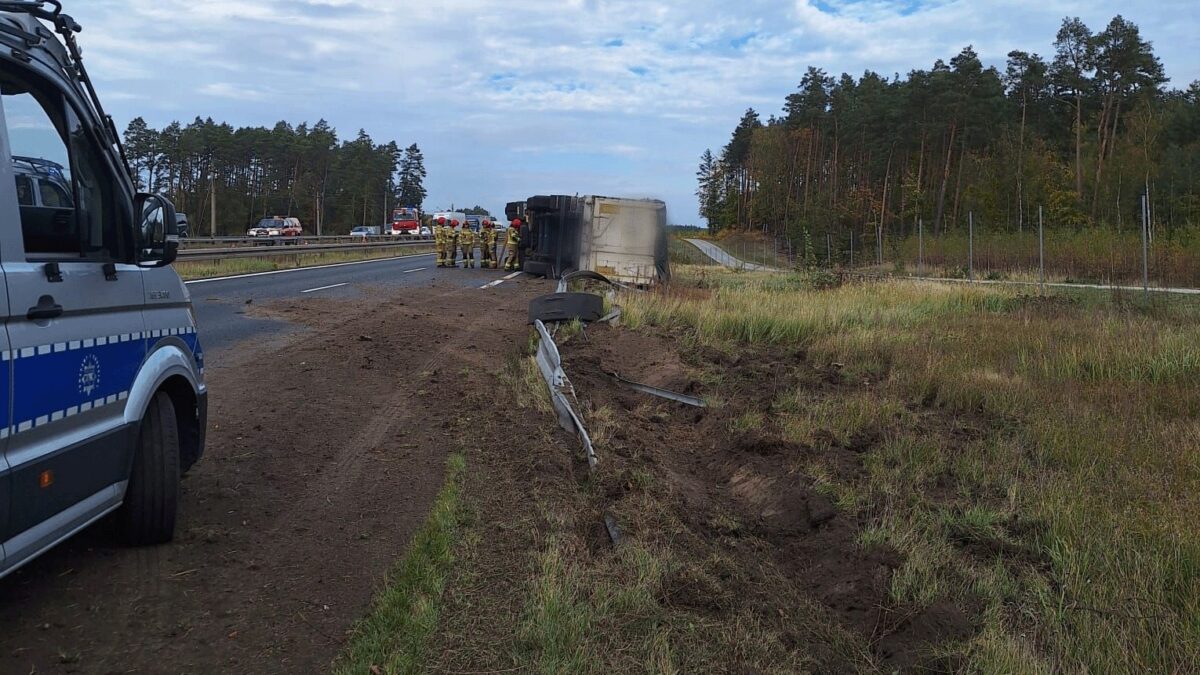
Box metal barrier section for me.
[533,319,597,469]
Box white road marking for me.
[403,267,427,273]
[301,282,348,294]
[184,252,435,284]
[480,271,523,289]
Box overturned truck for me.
[505,195,669,285]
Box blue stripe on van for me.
[8,327,201,434]
[11,338,145,431]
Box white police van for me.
[0,2,207,578]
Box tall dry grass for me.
[623,267,1200,671]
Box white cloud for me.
[57,0,1200,223]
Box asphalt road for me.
[187,252,518,354]
[684,238,778,271]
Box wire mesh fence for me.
[743,202,1199,292]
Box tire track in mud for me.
[0,277,548,675]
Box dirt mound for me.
[557,323,979,671]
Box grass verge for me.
[333,453,465,675]
[621,267,1200,671]
[346,267,1198,672]
[175,246,435,281]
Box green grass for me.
[333,453,465,675]
[619,266,1200,672]
[174,245,435,280]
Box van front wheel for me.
[118,392,181,545]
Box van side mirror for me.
[135,192,179,267]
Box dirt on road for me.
[0,276,546,674]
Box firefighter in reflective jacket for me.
[480,220,498,269]
[503,219,522,272]
[434,217,447,267]
[448,219,461,266]
[459,221,477,268]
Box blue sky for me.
[68,0,1200,226]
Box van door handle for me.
[27,295,64,320]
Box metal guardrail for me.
[179,234,433,249]
[533,318,597,469]
[176,239,434,262]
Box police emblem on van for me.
[78,354,101,397]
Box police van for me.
[0,3,207,578]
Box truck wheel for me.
[117,392,181,545]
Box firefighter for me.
[444,218,456,265]
[459,220,477,268]
[480,219,498,268]
[503,218,522,271]
[434,216,448,267]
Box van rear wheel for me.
[118,392,181,545]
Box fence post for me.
[877,222,883,268]
[968,211,974,281]
[1038,205,1045,295]
[849,232,854,268]
[826,232,831,266]
[918,218,924,276]
[1141,194,1149,298]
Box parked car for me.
[0,2,207,579]
[247,216,302,243]
[350,225,380,237]
[11,156,74,254]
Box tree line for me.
[122,117,427,236]
[697,15,1200,254]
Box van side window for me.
[2,72,126,260]
[39,178,70,208]
[14,174,33,205]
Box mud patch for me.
[557,323,979,671]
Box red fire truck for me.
[387,206,422,237]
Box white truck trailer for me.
[518,195,668,285]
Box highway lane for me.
[187,253,522,353]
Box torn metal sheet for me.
[556,269,644,294]
[609,371,706,407]
[534,319,597,468]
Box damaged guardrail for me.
[533,319,597,469]
[531,271,700,472]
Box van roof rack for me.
[11,154,66,179]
